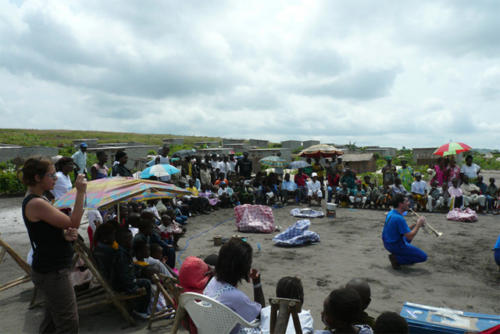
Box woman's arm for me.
[27,174,87,229]
[250,268,265,307]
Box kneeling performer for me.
[382,194,427,269]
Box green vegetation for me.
[0,129,220,148]
[0,161,25,195]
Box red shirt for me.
[294,173,308,187]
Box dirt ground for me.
[1,195,499,333]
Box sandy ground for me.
[1,194,500,333]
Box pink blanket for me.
[234,204,275,233]
[446,208,478,222]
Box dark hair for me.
[96,151,107,159]
[21,156,52,186]
[324,287,362,325]
[133,239,148,257]
[373,311,408,334]
[93,222,116,246]
[115,150,126,162]
[203,254,218,266]
[392,193,407,208]
[55,157,74,172]
[215,238,252,286]
[115,227,132,248]
[276,277,304,304]
[345,278,371,310]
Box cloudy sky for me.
[1,1,499,148]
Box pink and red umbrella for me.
[433,142,472,157]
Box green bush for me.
[0,171,25,194]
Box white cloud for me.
[0,0,499,149]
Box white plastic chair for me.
[170,292,260,334]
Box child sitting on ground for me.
[373,312,408,334]
[315,287,373,334]
[159,214,185,250]
[345,278,375,328]
[259,276,314,334]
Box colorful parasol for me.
[299,144,343,158]
[288,160,311,169]
[128,189,178,202]
[140,164,180,179]
[53,177,190,209]
[433,142,472,157]
[259,156,289,168]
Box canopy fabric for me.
[433,142,472,157]
[298,144,343,158]
[140,164,180,179]
[288,160,310,169]
[259,156,288,168]
[53,177,190,209]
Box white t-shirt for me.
[461,163,480,179]
[259,306,313,334]
[51,171,72,200]
[87,209,103,232]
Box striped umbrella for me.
[299,144,343,158]
[259,156,289,168]
[53,177,190,209]
[433,142,472,157]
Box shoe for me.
[132,310,149,320]
[388,254,401,270]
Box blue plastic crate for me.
[401,302,500,334]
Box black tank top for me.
[22,194,74,273]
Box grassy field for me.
[0,128,220,147]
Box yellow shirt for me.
[187,186,199,196]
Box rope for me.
[176,216,232,265]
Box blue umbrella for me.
[288,160,310,169]
[140,164,180,179]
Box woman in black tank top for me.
[21,157,87,333]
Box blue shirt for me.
[382,209,410,244]
[282,180,297,192]
[494,234,500,250]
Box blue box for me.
[401,302,500,334]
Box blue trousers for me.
[384,237,427,265]
[494,249,500,266]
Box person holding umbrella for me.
[21,157,87,333]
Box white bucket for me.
[326,202,337,210]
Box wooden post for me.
[170,304,186,334]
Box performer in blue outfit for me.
[494,234,500,271]
[382,194,427,269]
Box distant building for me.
[281,140,302,150]
[162,138,184,146]
[302,140,320,149]
[412,147,438,166]
[194,141,220,148]
[89,145,157,171]
[222,138,246,145]
[222,143,249,151]
[342,153,377,174]
[0,145,59,163]
[249,148,291,173]
[364,147,397,158]
[249,139,269,148]
[197,148,234,157]
[73,139,98,148]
